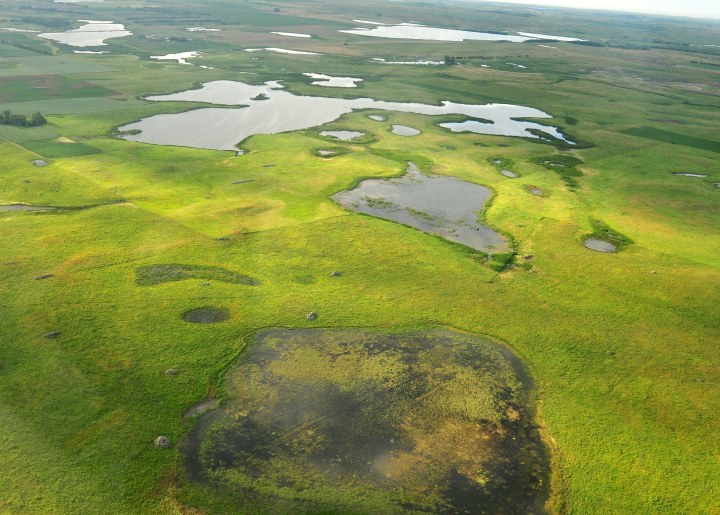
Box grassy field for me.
[0,0,718,513]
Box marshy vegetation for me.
[183,328,549,513]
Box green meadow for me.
[0,0,718,513]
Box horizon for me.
[465,0,720,20]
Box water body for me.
[333,162,508,254]
[272,31,311,38]
[38,20,131,47]
[674,172,708,178]
[319,130,364,141]
[440,119,573,143]
[1,27,40,33]
[244,47,320,55]
[187,27,221,32]
[183,327,549,514]
[583,238,617,253]
[0,204,55,211]
[342,21,582,43]
[501,169,519,178]
[303,73,362,88]
[151,51,200,65]
[368,114,386,121]
[118,80,571,151]
[341,22,534,42]
[371,58,443,65]
[517,32,586,42]
[391,124,420,136]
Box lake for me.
[118,80,572,151]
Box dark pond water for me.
[333,162,509,254]
[183,327,549,514]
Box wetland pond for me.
[341,20,584,43]
[0,204,55,211]
[183,327,549,514]
[333,162,509,254]
[304,73,362,88]
[38,20,132,47]
[118,80,572,151]
[583,238,617,253]
[319,130,365,141]
[391,124,421,136]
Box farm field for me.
[0,0,718,513]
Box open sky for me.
[473,0,720,19]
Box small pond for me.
[272,31,311,38]
[333,162,509,254]
[674,172,708,178]
[182,327,549,513]
[0,204,55,211]
[390,124,420,136]
[151,51,200,65]
[440,119,573,143]
[583,238,617,253]
[368,114,386,121]
[501,169,519,178]
[372,57,443,65]
[303,73,362,88]
[319,130,364,141]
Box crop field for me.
[0,0,718,513]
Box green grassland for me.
[0,0,718,513]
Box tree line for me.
[0,110,47,127]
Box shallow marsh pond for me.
[183,327,549,514]
[333,162,509,254]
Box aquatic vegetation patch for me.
[181,307,230,324]
[489,156,519,177]
[537,153,584,189]
[136,264,260,286]
[183,327,549,513]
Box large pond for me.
[340,20,582,43]
[118,80,572,151]
[333,162,509,254]
[183,327,549,514]
[38,20,132,47]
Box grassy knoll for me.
[0,0,718,513]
